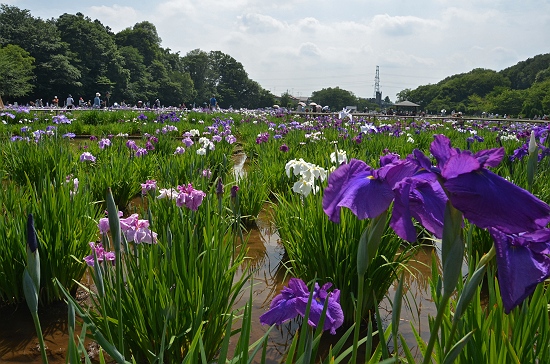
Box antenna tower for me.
[374,66,382,106]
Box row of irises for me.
[3,108,550,362]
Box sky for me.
[4,0,550,100]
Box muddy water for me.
[0,278,97,363]
[231,208,442,362]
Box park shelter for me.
[394,100,420,114]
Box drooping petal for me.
[390,179,417,241]
[444,169,550,234]
[474,147,505,168]
[490,228,550,313]
[391,173,447,241]
[259,297,301,326]
[294,283,344,335]
[441,153,481,180]
[259,278,309,326]
[323,159,390,222]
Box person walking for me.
[66,94,74,109]
[209,95,217,111]
[93,93,101,108]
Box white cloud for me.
[88,5,141,31]
[371,14,439,37]
[298,42,321,57]
[237,13,286,33]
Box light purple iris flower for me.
[79,152,96,163]
[414,134,550,234]
[176,184,206,211]
[182,137,194,147]
[98,138,111,149]
[141,179,157,195]
[119,213,158,244]
[489,227,550,313]
[84,242,115,266]
[259,278,344,334]
[135,147,148,157]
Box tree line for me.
[396,54,550,118]
[0,5,275,109]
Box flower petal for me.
[323,159,392,222]
[444,169,550,233]
[490,228,550,313]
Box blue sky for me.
[4,0,550,100]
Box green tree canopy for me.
[0,44,35,101]
[56,12,129,100]
[0,5,81,100]
[310,87,357,110]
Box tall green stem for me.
[422,293,451,364]
[31,311,49,364]
[351,274,365,364]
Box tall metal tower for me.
[374,66,382,106]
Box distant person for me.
[66,94,74,109]
[93,93,101,108]
[210,95,217,111]
[52,96,59,107]
[78,97,86,107]
[154,99,161,108]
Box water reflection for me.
[231,205,298,363]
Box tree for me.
[0,44,35,105]
[487,89,525,117]
[115,21,162,66]
[501,54,550,89]
[0,5,81,101]
[182,49,215,105]
[310,87,357,110]
[279,91,296,108]
[396,88,412,103]
[56,13,129,100]
[521,80,550,118]
[208,51,254,108]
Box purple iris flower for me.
[259,278,344,334]
[323,158,412,223]
[141,179,157,195]
[84,242,115,266]
[225,134,237,144]
[126,140,138,150]
[79,152,96,163]
[135,147,148,157]
[176,184,206,211]
[182,137,194,147]
[323,156,446,242]
[98,138,111,149]
[489,227,550,313]
[391,172,447,242]
[414,134,550,234]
